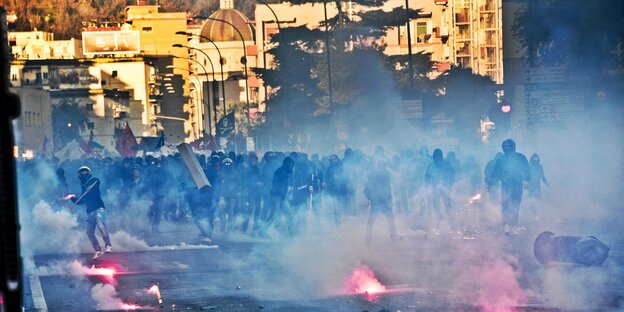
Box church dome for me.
[200,8,254,42]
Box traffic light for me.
[501,103,511,113]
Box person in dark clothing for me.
[364,159,398,244]
[425,149,455,222]
[145,160,165,235]
[217,157,239,232]
[64,166,112,259]
[264,157,295,236]
[484,152,503,203]
[528,153,549,198]
[325,154,348,225]
[242,153,262,233]
[52,167,69,206]
[490,139,531,234]
[189,185,215,243]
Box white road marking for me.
[29,275,48,312]
[27,256,48,312]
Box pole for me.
[206,17,252,131]
[323,0,333,112]
[175,32,226,129]
[175,56,210,140]
[174,46,218,137]
[405,0,414,89]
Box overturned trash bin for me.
[534,231,610,266]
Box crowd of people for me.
[17,139,549,258]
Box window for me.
[87,122,95,130]
[43,72,48,79]
[11,74,17,81]
[112,70,118,78]
[416,21,428,43]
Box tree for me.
[51,98,90,150]
[255,0,429,147]
[435,65,498,140]
[512,0,624,76]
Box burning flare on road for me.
[346,265,386,298]
[148,284,163,306]
[84,266,115,282]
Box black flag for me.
[216,112,235,138]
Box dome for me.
[200,9,254,42]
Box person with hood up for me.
[528,153,549,198]
[63,166,112,259]
[364,159,398,244]
[425,148,455,222]
[490,139,530,235]
[263,156,295,236]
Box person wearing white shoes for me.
[64,166,112,259]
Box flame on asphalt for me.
[346,265,386,300]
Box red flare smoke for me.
[346,265,386,299]
[120,303,141,310]
[84,266,115,282]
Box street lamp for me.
[203,16,252,127]
[175,31,227,125]
[172,43,219,135]
[322,0,333,112]
[404,0,414,89]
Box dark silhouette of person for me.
[364,159,398,244]
[484,152,503,203]
[528,153,549,198]
[264,156,295,236]
[490,139,530,234]
[425,148,455,222]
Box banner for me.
[216,112,235,138]
[82,31,140,55]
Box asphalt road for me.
[22,216,624,312]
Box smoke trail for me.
[90,283,141,311]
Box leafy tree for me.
[435,65,498,140]
[51,98,90,149]
[512,0,624,76]
[255,0,429,145]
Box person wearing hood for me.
[364,159,398,244]
[263,156,295,236]
[63,166,112,259]
[484,152,504,203]
[490,139,531,234]
[528,153,549,198]
[218,157,239,233]
[425,149,456,223]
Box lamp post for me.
[405,0,414,89]
[175,31,227,125]
[322,0,333,112]
[204,16,252,128]
[165,65,204,141]
[172,53,214,137]
[172,43,219,136]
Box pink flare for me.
[84,266,115,282]
[346,265,386,296]
[120,303,141,310]
[477,258,526,311]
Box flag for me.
[115,122,138,157]
[155,132,165,149]
[216,112,235,138]
[207,137,218,151]
[78,135,94,157]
